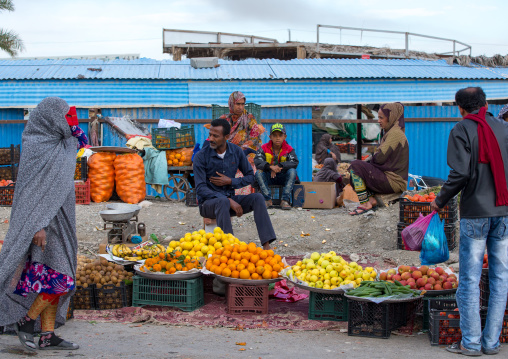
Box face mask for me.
[65,106,78,127]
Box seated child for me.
[254,123,299,210]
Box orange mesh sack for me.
[88,152,116,203]
[114,153,146,204]
[165,147,193,167]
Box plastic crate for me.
[151,126,195,150]
[94,282,129,310]
[399,196,458,225]
[74,157,88,180]
[212,103,261,122]
[308,291,348,322]
[132,276,204,312]
[348,143,357,154]
[253,185,285,206]
[422,295,457,331]
[397,221,457,251]
[75,180,90,205]
[428,308,462,346]
[347,299,409,339]
[337,143,348,153]
[66,296,74,320]
[0,165,18,182]
[73,285,96,310]
[185,188,198,207]
[481,310,508,344]
[125,283,133,307]
[202,275,214,294]
[0,144,20,165]
[0,183,15,207]
[396,298,422,335]
[227,283,268,315]
[479,271,508,309]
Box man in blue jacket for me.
[193,118,276,250]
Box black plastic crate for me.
[309,292,348,322]
[479,271,508,309]
[396,298,422,335]
[73,285,96,310]
[480,309,508,344]
[0,182,15,207]
[397,221,457,251]
[347,299,408,339]
[428,308,461,346]
[422,295,457,331]
[151,126,195,150]
[253,184,285,206]
[74,157,88,180]
[185,188,198,207]
[0,164,18,182]
[399,196,458,225]
[94,282,129,310]
[212,103,261,122]
[0,144,20,165]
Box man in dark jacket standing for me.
[194,118,277,250]
[431,87,508,356]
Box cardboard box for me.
[301,182,337,209]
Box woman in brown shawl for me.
[315,134,341,164]
[349,103,409,215]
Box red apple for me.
[379,272,387,281]
[387,269,397,276]
[409,282,417,289]
[401,272,411,281]
[424,283,434,290]
[447,277,456,283]
[435,267,445,275]
[419,265,429,275]
[434,283,443,290]
[412,271,422,279]
[400,280,408,286]
[407,277,415,284]
[416,277,427,287]
[431,272,440,281]
[427,277,436,285]
[439,275,446,282]
[410,266,418,273]
[427,268,436,276]
[398,265,410,274]
[393,274,402,281]
[443,282,453,290]
[452,282,458,289]
[419,287,425,291]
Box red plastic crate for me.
[0,182,15,207]
[429,308,462,346]
[227,284,268,315]
[75,180,90,205]
[481,310,508,344]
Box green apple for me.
[332,255,341,263]
[319,268,326,276]
[315,281,324,289]
[310,275,318,283]
[306,262,316,270]
[308,282,316,287]
[329,270,338,278]
[325,265,333,273]
[310,252,320,261]
[324,273,330,280]
[321,260,330,268]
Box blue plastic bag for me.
[420,212,449,265]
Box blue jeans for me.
[255,168,297,203]
[456,216,508,351]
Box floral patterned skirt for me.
[14,259,75,297]
[234,155,257,196]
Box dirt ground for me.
[0,198,459,270]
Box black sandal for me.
[349,206,377,216]
[14,321,36,351]
[38,332,79,350]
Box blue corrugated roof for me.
[0,58,506,80]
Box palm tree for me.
[0,0,24,57]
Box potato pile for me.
[76,255,133,290]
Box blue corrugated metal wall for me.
[403,105,506,180]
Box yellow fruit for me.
[196,251,204,257]
[198,229,206,235]
[213,227,222,233]
[182,242,193,251]
[208,238,217,246]
[213,242,222,249]
[200,237,208,244]
[182,250,189,256]
[201,245,209,254]
[205,233,213,240]
[188,250,196,257]
[214,233,222,241]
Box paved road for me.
[0,320,479,359]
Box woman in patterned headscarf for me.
[349,103,409,215]
[219,91,265,195]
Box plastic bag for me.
[401,212,434,251]
[420,213,449,265]
[165,147,193,167]
[114,153,146,204]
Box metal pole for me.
[405,32,409,57]
[217,33,221,43]
[356,104,362,160]
[453,40,456,61]
[288,29,291,42]
[316,25,320,53]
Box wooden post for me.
[297,45,306,59]
[172,46,182,61]
[356,104,362,160]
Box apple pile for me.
[378,265,458,291]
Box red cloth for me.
[261,140,293,164]
[65,106,78,126]
[464,107,508,206]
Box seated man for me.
[254,123,298,210]
[193,118,276,250]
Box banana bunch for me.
[111,244,133,258]
[132,244,165,259]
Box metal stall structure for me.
[1,58,507,194]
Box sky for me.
[1,0,507,60]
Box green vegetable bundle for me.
[347,280,420,299]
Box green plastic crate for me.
[132,276,204,312]
[422,294,456,331]
[212,103,261,123]
[151,126,195,150]
[308,291,348,322]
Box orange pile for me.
[139,250,202,274]
[205,242,285,280]
[166,153,185,167]
[404,192,436,203]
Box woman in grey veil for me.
[0,97,86,351]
